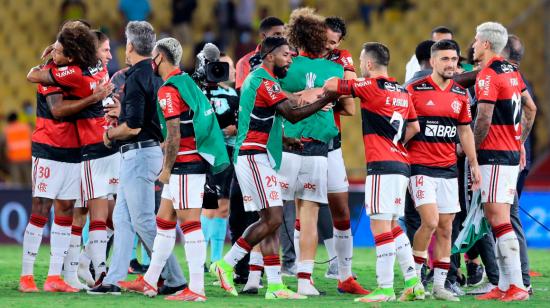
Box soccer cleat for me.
[87,283,122,295]
[297,278,322,296]
[210,260,238,296]
[399,277,425,301]
[128,258,146,274]
[467,282,497,295]
[432,286,460,301]
[500,284,529,302]
[118,275,158,295]
[19,275,39,293]
[64,276,90,291]
[43,275,80,293]
[337,277,370,295]
[475,286,505,300]
[466,262,485,287]
[165,288,207,302]
[94,272,106,288]
[354,287,396,303]
[265,283,307,300]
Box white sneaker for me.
[466,282,497,295]
[78,262,95,287]
[298,279,320,296]
[324,262,338,280]
[432,286,460,301]
[64,275,89,290]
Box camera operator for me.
[200,53,239,267]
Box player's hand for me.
[41,44,54,60]
[519,143,526,171]
[223,125,237,137]
[93,83,115,101]
[104,95,121,118]
[469,161,481,191]
[322,103,334,112]
[158,168,171,184]
[283,136,303,151]
[295,88,324,106]
[103,130,113,149]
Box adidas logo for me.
[426,100,435,106]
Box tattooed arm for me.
[473,101,495,150]
[520,90,537,143]
[158,118,180,184]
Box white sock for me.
[297,259,314,283]
[413,250,427,279]
[88,220,108,279]
[263,255,282,285]
[324,237,337,266]
[144,218,176,289]
[294,219,301,262]
[392,226,417,282]
[21,214,47,276]
[181,221,206,295]
[333,225,353,281]
[433,259,450,288]
[497,228,524,289]
[63,226,82,280]
[246,251,264,288]
[48,216,72,276]
[223,237,251,267]
[374,232,395,289]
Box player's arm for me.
[335,70,357,116]
[27,66,55,85]
[457,124,481,190]
[473,101,494,150]
[275,92,338,124]
[520,89,537,143]
[158,118,180,184]
[46,83,114,118]
[452,70,479,88]
[403,120,420,144]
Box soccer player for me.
[320,16,365,289]
[324,42,424,303]
[20,24,110,293]
[471,22,536,302]
[406,39,481,301]
[28,26,118,288]
[211,36,336,299]
[235,16,284,91]
[117,37,229,301]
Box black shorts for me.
[202,146,235,209]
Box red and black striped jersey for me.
[158,69,206,174]
[327,48,355,147]
[239,67,287,155]
[50,62,116,160]
[337,76,417,176]
[31,62,81,163]
[406,76,472,178]
[475,56,526,165]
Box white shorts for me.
[278,152,328,204]
[234,154,283,212]
[81,153,121,201]
[31,156,80,200]
[480,164,519,205]
[365,174,408,219]
[327,148,349,193]
[161,173,206,209]
[409,175,460,214]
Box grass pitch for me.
[1,244,549,307]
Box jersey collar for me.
[426,75,453,92]
[260,64,276,78]
[166,68,182,79]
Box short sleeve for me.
[256,79,287,107]
[339,50,355,72]
[50,65,84,88]
[475,68,498,104]
[158,85,185,120]
[519,73,527,93]
[338,78,375,99]
[458,95,472,125]
[407,98,418,122]
[38,84,63,96]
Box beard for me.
[273,65,288,79]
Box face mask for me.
[152,55,162,77]
[273,65,287,79]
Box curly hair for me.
[57,26,98,69]
[286,7,327,56]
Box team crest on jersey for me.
[305,72,317,89]
[451,100,461,114]
[271,83,281,93]
[159,98,167,111]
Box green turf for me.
[1,244,549,307]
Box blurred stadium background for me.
[0,0,549,247]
